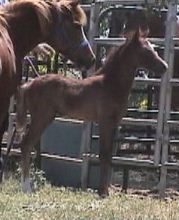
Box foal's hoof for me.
[21,178,33,193]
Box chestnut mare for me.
[16,31,167,196]
[0,0,95,176]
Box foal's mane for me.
[101,39,133,75]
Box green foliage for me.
[15,163,46,191]
[30,165,46,190]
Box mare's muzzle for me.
[72,39,96,70]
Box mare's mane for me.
[58,0,86,25]
[1,0,52,36]
[0,0,86,30]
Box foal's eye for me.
[142,48,153,57]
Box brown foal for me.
[16,31,167,196]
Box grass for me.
[0,178,178,220]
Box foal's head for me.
[129,31,168,75]
[47,0,95,70]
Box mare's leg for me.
[98,119,117,197]
[0,99,10,181]
[0,113,9,170]
[20,107,55,193]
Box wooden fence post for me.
[159,0,177,197]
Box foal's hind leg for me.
[20,108,55,192]
[98,119,117,197]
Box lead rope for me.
[24,56,40,78]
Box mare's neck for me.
[4,6,47,58]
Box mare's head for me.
[46,0,95,70]
[2,0,95,70]
[128,30,168,75]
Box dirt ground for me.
[111,169,179,199]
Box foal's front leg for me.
[21,139,32,193]
[98,120,117,197]
[20,108,55,193]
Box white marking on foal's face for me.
[21,177,32,193]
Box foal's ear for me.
[131,29,140,45]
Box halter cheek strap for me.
[56,26,89,52]
[55,11,89,54]
[54,17,89,53]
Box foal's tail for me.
[16,85,28,133]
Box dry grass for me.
[0,178,178,220]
